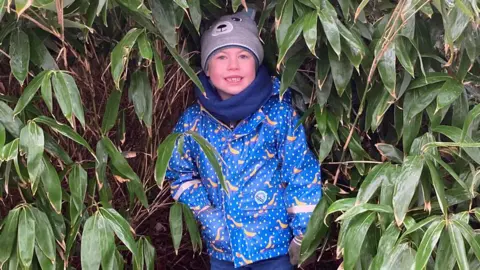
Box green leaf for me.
[137,32,153,61]
[60,72,86,129]
[0,208,20,266]
[448,220,469,270]
[315,55,331,107]
[153,50,165,89]
[380,242,416,270]
[303,11,317,56]
[436,78,464,111]
[402,113,422,155]
[18,207,35,268]
[28,31,58,70]
[0,123,4,149]
[35,244,54,270]
[318,131,335,162]
[279,53,306,98]
[81,214,102,270]
[414,220,445,270]
[404,83,441,122]
[375,144,403,163]
[101,137,148,207]
[434,230,456,270]
[51,72,73,126]
[426,158,448,216]
[318,10,341,56]
[189,132,227,195]
[186,0,201,33]
[395,36,415,76]
[41,72,53,113]
[275,0,294,50]
[324,198,356,223]
[0,101,22,137]
[129,70,153,127]
[452,219,480,261]
[343,212,376,270]
[99,207,139,258]
[31,208,56,263]
[314,105,327,136]
[376,42,396,96]
[169,202,183,255]
[151,0,177,47]
[370,222,401,270]
[98,214,116,270]
[9,28,30,85]
[182,204,202,254]
[336,203,392,222]
[277,14,305,66]
[393,155,424,226]
[461,103,480,143]
[155,133,182,189]
[20,122,45,186]
[13,71,49,116]
[110,28,143,89]
[101,89,122,135]
[408,73,450,90]
[68,164,87,224]
[427,153,469,192]
[40,157,62,213]
[337,19,365,58]
[34,116,94,155]
[142,237,156,270]
[0,139,19,161]
[328,48,352,96]
[300,195,330,263]
[116,0,151,16]
[356,163,392,204]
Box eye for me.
[216,55,227,60]
[239,54,250,59]
[231,17,242,22]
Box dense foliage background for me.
[0,0,479,269]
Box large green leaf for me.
[0,101,23,137]
[81,214,102,270]
[434,230,456,270]
[182,204,202,254]
[277,13,305,66]
[436,78,464,111]
[60,72,86,128]
[324,198,356,222]
[343,212,376,270]
[19,122,44,185]
[448,220,469,270]
[279,53,306,98]
[150,0,177,47]
[426,158,448,216]
[318,9,341,56]
[0,123,4,149]
[154,132,182,188]
[28,31,58,70]
[153,50,165,89]
[13,71,50,116]
[17,207,35,268]
[414,220,445,270]
[40,157,62,213]
[99,207,139,258]
[0,139,19,161]
[110,28,143,89]
[51,72,73,126]
[461,103,480,142]
[68,164,87,224]
[432,125,480,165]
[9,28,30,85]
[452,219,480,261]
[98,214,116,270]
[356,163,392,204]
[375,144,403,163]
[328,48,353,96]
[336,203,392,222]
[392,155,424,225]
[275,0,294,49]
[169,202,183,255]
[31,208,56,263]
[137,31,153,61]
[376,42,396,96]
[129,70,153,127]
[370,222,401,270]
[303,11,318,56]
[41,73,54,114]
[380,242,416,270]
[101,89,122,135]
[300,195,330,263]
[0,208,20,267]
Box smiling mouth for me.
[225,77,242,83]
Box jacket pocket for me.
[238,188,285,211]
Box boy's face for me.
[206,47,256,100]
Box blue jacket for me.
[166,77,322,268]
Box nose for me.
[228,57,239,70]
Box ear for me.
[205,66,210,77]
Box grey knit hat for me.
[201,12,264,71]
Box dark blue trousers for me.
[210,255,293,270]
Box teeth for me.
[226,77,241,82]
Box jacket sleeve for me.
[279,108,322,237]
[166,113,230,250]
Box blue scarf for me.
[194,65,273,125]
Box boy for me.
[166,12,322,270]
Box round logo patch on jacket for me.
[254,190,267,204]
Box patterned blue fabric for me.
[166,77,322,268]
